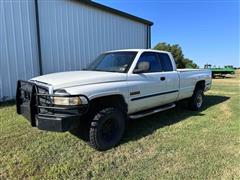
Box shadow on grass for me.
[71,95,230,145]
[121,95,230,144]
[1,95,230,146]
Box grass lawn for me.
[1,72,239,179]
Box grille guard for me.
[16,80,89,127]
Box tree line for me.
[154,42,198,68]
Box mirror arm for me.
[133,69,144,74]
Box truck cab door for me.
[156,53,179,104]
[127,52,169,114]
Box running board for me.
[129,103,176,119]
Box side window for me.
[158,53,173,71]
[137,52,161,73]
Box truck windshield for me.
[85,51,137,73]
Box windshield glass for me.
[85,51,137,73]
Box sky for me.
[95,0,239,68]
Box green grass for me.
[1,74,240,179]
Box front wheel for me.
[89,107,125,151]
[188,89,204,111]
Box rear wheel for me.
[89,107,125,151]
[188,89,204,111]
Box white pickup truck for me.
[16,49,211,150]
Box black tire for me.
[188,89,204,111]
[89,107,125,151]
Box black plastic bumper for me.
[16,80,89,132]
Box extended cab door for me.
[156,52,179,104]
[127,52,175,114]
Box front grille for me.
[35,84,53,114]
[17,80,89,121]
[37,86,51,104]
[38,86,48,94]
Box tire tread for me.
[89,107,124,151]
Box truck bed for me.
[177,68,212,101]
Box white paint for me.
[31,49,212,114]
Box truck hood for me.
[31,71,127,89]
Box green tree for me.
[153,42,198,68]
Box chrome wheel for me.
[196,94,203,108]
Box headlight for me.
[53,96,81,106]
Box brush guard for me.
[16,80,89,132]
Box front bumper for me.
[16,80,89,132]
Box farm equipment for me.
[204,64,235,78]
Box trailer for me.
[204,64,235,78]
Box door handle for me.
[160,77,166,81]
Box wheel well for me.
[89,95,128,114]
[195,80,205,92]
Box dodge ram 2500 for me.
[16,49,211,150]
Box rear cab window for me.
[157,53,173,71]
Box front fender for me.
[88,91,125,100]
[63,81,129,103]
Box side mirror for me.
[133,61,150,73]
